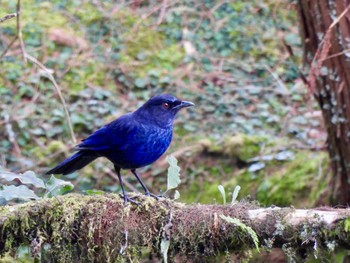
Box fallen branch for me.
[0,194,349,261]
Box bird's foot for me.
[145,192,162,200]
[120,194,140,206]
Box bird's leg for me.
[115,165,139,205]
[131,169,159,200]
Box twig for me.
[209,0,227,15]
[0,36,18,60]
[16,0,27,63]
[282,39,308,85]
[264,64,290,95]
[321,47,350,61]
[128,1,178,35]
[0,13,17,23]
[25,53,77,144]
[157,0,168,25]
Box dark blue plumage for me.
[46,94,194,203]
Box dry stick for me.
[0,13,17,23]
[25,53,77,144]
[16,0,27,63]
[264,64,290,95]
[321,47,350,61]
[157,0,168,25]
[0,36,18,60]
[128,0,178,35]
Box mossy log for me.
[0,193,350,262]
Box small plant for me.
[220,215,260,252]
[0,166,73,204]
[162,155,181,199]
[217,184,241,205]
[218,185,226,204]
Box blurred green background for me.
[0,0,329,207]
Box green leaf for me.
[160,238,170,263]
[134,78,147,88]
[166,155,181,190]
[85,189,105,196]
[220,215,260,252]
[45,175,74,197]
[231,185,241,205]
[0,185,40,202]
[0,167,45,189]
[218,185,226,204]
[173,190,180,200]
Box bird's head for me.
[133,94,194,128]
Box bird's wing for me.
[74,113,137,151]
[74,125,111,151]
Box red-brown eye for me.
[162,102,170,109]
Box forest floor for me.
[0,0,328,207]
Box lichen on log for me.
[0,193,349,262]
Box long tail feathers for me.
[46,151,97,175]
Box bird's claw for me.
[145,192,162,200]
[120,194,140,206]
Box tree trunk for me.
[297,1,350,205]
[0,194,350,262]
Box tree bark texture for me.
[0,194,350,262]
[297,1,350,205]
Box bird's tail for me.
[46,151,98,175]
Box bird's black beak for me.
[177,100,195,109]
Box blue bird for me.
[46,94,194,204]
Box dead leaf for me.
[48,28,89,50]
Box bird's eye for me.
[162,102,170,109]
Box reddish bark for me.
[298,1,350,205]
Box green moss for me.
[0,62,24,82]
[31,140,67,161]
[180,162,236,204]
[0,194,153,262]
[344,218,350,232]
[47,140,67,152]
[207,150,329,208]
[255,151,329,207]
[235,134,269,161]
[22,1,68,29]
[116,11,184,78]
[179,135,329,208]
[200,134,270,161]
[69,3,106,24]
[62,59,109,93]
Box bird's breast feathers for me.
[106,120,173,169]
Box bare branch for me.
[16,0,27,63]
[157,0,168,25]
[0,36,18,60]
[0,13,17,23]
